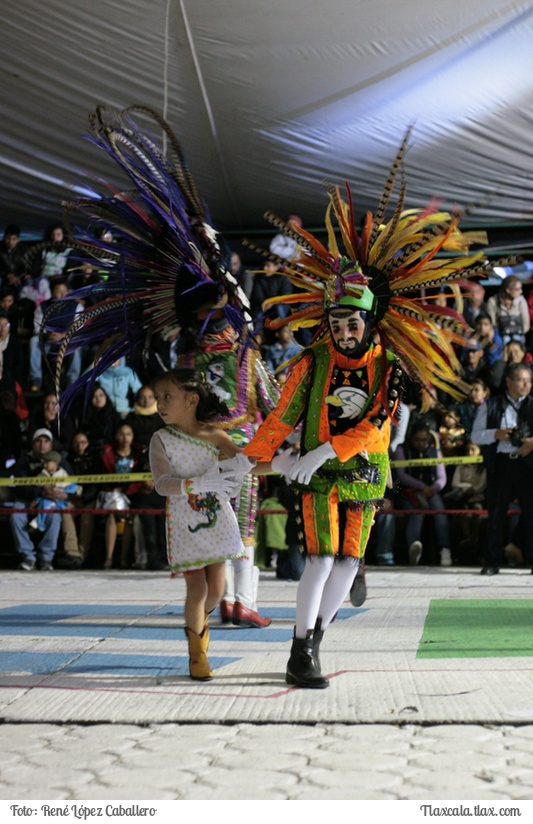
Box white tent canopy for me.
[2,0,533,253]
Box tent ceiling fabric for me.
[2,0,533,246]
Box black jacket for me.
[482,395,533,473]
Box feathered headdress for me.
[45,105,251,405]
[245,130,514,402]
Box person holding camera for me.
[487,276,529,347]
[471,362,533,575]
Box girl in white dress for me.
[149,367,252,681]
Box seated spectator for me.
[230,251,254,305]
[474,313,504,370]
[28,279,83,392]
[0,286,23,342]
[9,429,65,570]
[97,357,142,417]
[96,422,145,569]
[264,324,302,377]
[461,281,488,328]
[28,223,74,283]
[487,275,529,346]
[81,384,123,452]
[0,312,23,397]
[269,214,303,263]
[66,431,99,564]
[0,288,18,322]
[19,275,51,310]
[0,393,22,474]
[395,423,452,567]
[129,326,187,385]
[461,344,490,386]
[491,340,533,394]
[26,391,76,454]
[125,385,165,448]
[250,260,294,327]
[409,387,443,435]
[457,379,490,436]
[439,403,467,488]
[67,228,111,292]
[29,450,79,532]
[0,224,27,293]
[124,384,165,569]
[444,441,486,561]
[439,404,467,457]
[129,451,167,571]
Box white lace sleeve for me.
[149,432,185,496]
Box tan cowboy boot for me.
[184,625,213,681]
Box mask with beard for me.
[327,307,374,357]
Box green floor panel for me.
[417,599,533,659]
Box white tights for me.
[295,556,360,638]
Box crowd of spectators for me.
[367,277,533,571]
[1,220,532,573]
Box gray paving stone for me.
[310,750,406,771]
[193,766,299,795]
[212,750,308,770]
[408,750,508,771]
[418,723,504,739]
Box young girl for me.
[149,367,254,681]
[447,441,487,561]
[97,423,145,569]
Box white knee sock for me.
[223,559,235,604]
[232,550,254,609]
[317,557,360,630]
[295,557,334,637]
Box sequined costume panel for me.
[151,427,246,573]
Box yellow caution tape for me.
[391,456,483,468]
[0,472,154,487]
[0,456,483,486]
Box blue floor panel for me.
[0,605,360,643]
[0,650,240,676]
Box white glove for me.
[183,467,239,499]
[219,453,257,475]
[271,448,298,482]
[289,442,336,485]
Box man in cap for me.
[9,429,80,570]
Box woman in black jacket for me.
[80,384,122,453]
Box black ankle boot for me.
[286,629,329,689]
[312,617,325,670]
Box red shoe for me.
[220,600,234,624]
[233,601,272,628]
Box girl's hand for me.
[184,468,241,499]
